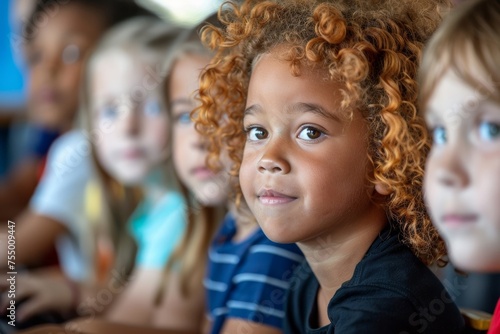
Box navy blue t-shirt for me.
[284,227,465,333]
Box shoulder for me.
[30,130,92,220]
[155,191,186,223]
[330,233,464,333]
[330,286,463,333]
[44,130,92,180]
[350,231,444,298]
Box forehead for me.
[426,70,500,128]
[247,52,345,108]
[91,50,158,101]
[30,3,106,45]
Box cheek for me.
[93,138,113,173]
[423,160,439,206]
[146,117,169,151]
[172,127,187,160]
[94,131,113,157]
[61,64,84,90]
[477,161,500,228]
[173,142,190,182]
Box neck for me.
[298,206,387,303]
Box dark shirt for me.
[30,125,60,158]
[284,227,465,333]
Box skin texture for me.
[239,52,388,327]
[240,53,383,246]
[170,55,229,206]
[91,50,170,186]
[425,69,500,272]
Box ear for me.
[374,182,391,196]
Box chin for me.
[119,174,147,186]
[449,242,500,273]
[257,220,298,245]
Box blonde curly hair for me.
[195,0,450,266]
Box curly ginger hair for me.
[195,0,450,266]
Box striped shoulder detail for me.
[233,273,291,289]
[203,278,228,292]
[213,307,229,317]
[249,244,303,263]
[209,249,240,264]
[227,300,285,319]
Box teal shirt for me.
[129,191,186,268]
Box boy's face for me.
[26,3,105,131]
[240,52,381,245]
[424,69,500,272]
[170,55,229,206]
[91,50,170,186]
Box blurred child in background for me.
[79,16,190,328]
[153,17,230,330]
[2,16,189,329]
[196,0,464,332]
[420,0,500,332]
[0,0,153,280]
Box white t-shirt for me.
[30,130,94,281]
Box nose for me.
[433,145,469,189]
[257,137,291,174]
[121,107,140,136]
[42,51,60,78]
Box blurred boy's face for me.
[170,55,229,206]
[91,50,170,186]
[425,69,500,272]
[240,52,383,245]
[26,3,105,132]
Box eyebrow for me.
[291,102,342,122]
[244,102,342,122]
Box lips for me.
[257,189,297,205]
[121,148,145,159]
[38,88,61,104]
[441,213,478,226]
[191,166,214,180]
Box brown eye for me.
[247,127,268,141]
[298,127,323,141]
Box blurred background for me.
[0,0,222,176]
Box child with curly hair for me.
[188,15,305,334]
[420,0,500,332]
[195,0,465,332]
